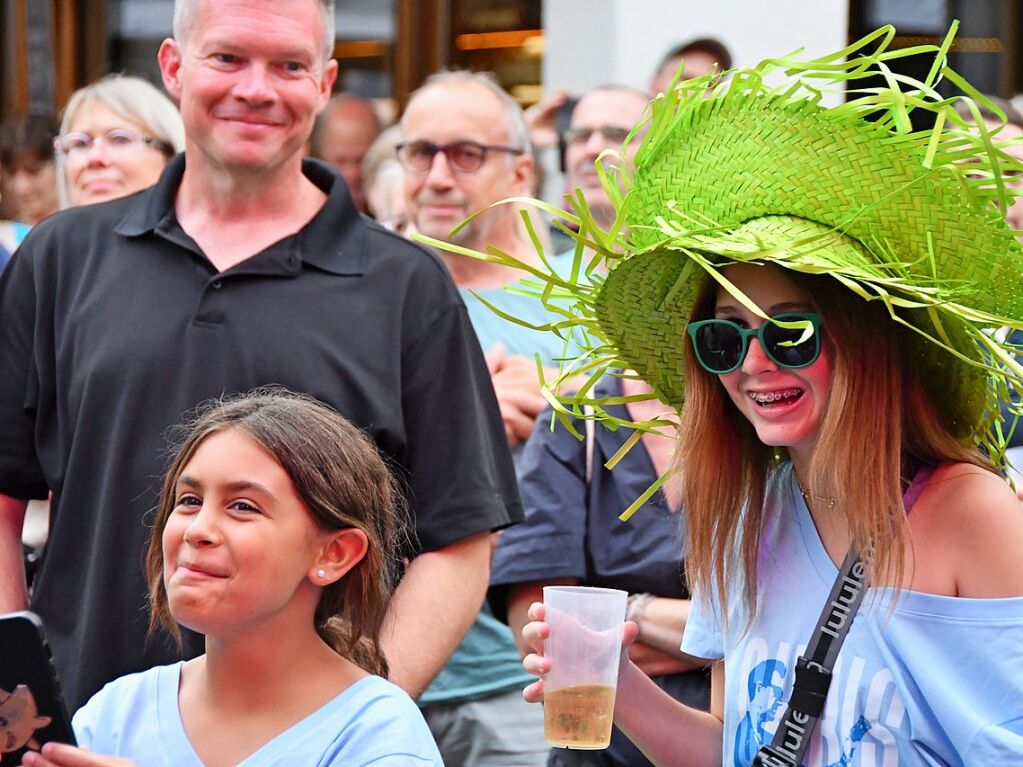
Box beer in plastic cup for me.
[542,585,627,749]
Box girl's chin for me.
[752,426,816,451]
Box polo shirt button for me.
[211,279,223,290]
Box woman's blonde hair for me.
[673,270,993,624]
[146,387,408,676]
[56,74,185,208]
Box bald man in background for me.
[312,93,381,212]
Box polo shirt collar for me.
[114,154,366,276]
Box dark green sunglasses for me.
[686,313,823,375]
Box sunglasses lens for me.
[694,322,743,372]
[762,317,820,367]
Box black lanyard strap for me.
[753,546,867,767]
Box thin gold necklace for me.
[796,475,836,510]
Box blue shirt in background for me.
[0,221,30,272]
[1000,329,1023,449]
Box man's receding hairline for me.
[173,0,336,58]
[403,70,532,154]
[572,85,649,124]
[406,83,512,147]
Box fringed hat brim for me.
[421,24,1023,491]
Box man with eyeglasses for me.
[399,70,560,766]
[563,85,650,231]
[0,0,520,715]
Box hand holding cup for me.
[524,587,633,750]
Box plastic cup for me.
[542,585,627,750]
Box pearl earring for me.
[316,569,327,579]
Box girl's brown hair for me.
[673,269,993,624]
[145,387,408,676]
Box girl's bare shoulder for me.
[913,463,1023,598]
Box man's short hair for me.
[655,37,732,77]
[173,0,336,59]
[402,70,532,155]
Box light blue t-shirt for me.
[420,284,568,705]
[461,286,572,369]
[682,463,1023,766]
[73,662,444,766]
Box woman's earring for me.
[316,569,327,579]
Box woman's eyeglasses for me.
[54,129,173,159]
[395,140,524,174]
[687,313,823,374]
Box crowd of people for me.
[0,2,1021,766]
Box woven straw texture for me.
[420,24,1023,483]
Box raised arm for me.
[0,494,29,612]
[382,530,492,699]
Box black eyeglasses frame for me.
[394,139,524,174]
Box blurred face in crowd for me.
[4,156,58,224]
[158,0,336,178]
[565,88,648,226]
[61,102,172,206]
[318,98,379,212]
[366,161,408,233]
[402,79,532,249]
[985,119,1023,233]
[650,49,720,96]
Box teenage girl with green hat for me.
[507,25,1023,767]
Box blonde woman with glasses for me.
[54,75,184,209]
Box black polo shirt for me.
[0,156,520,710]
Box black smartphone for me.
[0,611,76,764]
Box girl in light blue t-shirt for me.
[22,389,442,767]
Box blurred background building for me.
[0,0,545,117]
[1,0,1021,119]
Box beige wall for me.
[543,0,850,95]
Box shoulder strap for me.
[583,405,595,484]
[902,464,935,513]
[755,466,937,766]
[754,546,866,767]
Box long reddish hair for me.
[672,270,993,623]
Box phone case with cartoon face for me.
[0,611,76,764]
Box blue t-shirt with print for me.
[682,463,1023,767]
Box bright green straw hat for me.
[420,24,1023,505]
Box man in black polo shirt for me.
[0,0,519,711]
